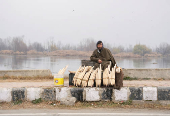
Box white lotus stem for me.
[103,68,109,87]
[110,65,116,85]
[58,65,69,75]
[76,66,88,86]
[72,66,82,85]
[88,68,98,87]
[62,65,68,74]
[96,64,101,87]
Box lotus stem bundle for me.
[76,66,88,86]
[82,66,93,87]
[72,66,83,85]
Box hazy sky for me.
[0,0,170,48]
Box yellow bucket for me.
[54,74,64,86]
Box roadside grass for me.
[123,77,138,80]
[32,98,42,104]
[142,78,151,80]
[13,100,22,105]
[121,100,133,105]
[123,77,153,80]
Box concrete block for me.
[129,87,143,100]
[85,88,100,101]
[56,87,71,101]
[42,88,56,101]
[70,88,84,101]
[114,87,128,101]
[60,97,77,106]
[122,69,170,79]
[158,87,170,100]
[143,87,157,101]
[27,88,43,101]
[0,88,12,102]
[101,88,113,101]
[12,88,26,101]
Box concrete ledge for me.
[129,87,143,100]
[0,69,52,79]
[123,69,170,79]
[70,88,84,101]
[0,88,12,102]
[158,87,170,100]
[143,87,157,101]
[85,88,100,101]
[27,88,43,101]
[12,88,26,101]
[114,87,129,101]
[1,87,170,103]
[56,87,71,101]
[101,88,113,101]
[42,88,56,101]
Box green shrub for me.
[133,44,151,56]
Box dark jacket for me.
[90,47,116,67]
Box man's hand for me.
[98,59,102,63]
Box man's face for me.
[97,43,103,50]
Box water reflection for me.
[0,55,170,74]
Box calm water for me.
[0,55,170,74]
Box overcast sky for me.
[0,0,170,48]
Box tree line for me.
[0,36,170,56]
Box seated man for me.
[90,41,117,70]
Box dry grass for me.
[0,50,13,54]
[47,50,93,57]
[27,50,44,55]
[0,101,170,110]
[114,52,141,58]
[0,50,162,58]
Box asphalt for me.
[0,108,170,116]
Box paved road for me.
[1,80,170,88]
[0,109,170,116]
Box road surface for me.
[0,108,170,116]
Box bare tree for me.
[11,37,27,53]
[156,43,170,55]
[28,42,44,52]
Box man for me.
[90,41,117,70]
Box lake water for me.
[0,55,170,74]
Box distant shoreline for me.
[0,50,163,58]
